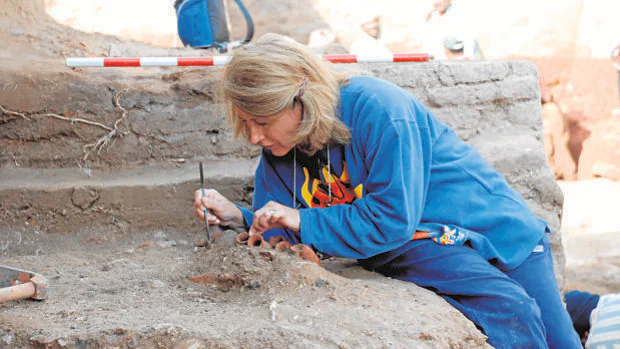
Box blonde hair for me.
[219,33,351,155]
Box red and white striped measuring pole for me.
[65,53,431,67]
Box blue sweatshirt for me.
[239,76,547,271]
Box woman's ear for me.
[293,98,304,118]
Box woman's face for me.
[234,102,303,157]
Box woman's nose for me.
[247,122,264,145]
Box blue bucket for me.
[174,0,253,52]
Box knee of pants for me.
[500,297,544,337]
[481,297,546,349]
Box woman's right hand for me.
[194,189,245,231]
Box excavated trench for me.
[0,2,568,347]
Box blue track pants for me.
[360,234,582,349]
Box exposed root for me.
[81,129,119,161]
[0,104,112,131]
[42,112,113,131]
[1,89,131,163]
[113,88,129,130]
[82,89,130,161]
[0,104,30,121]
[77,161,92,177]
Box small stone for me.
[315,278,328,288]
[138,240,154,249]
[2,334,13,344]
[9,29,23,36]
[269,300,277,321]
[259,251,273,261]
[247,280,261,290]
[189,272,217,284]
[193,237,211,247]
[157,240,176,249]
[150,280,166,288]
[186,342,201,349]
[153,231,167,239]
[71,187,99,210]
[114,328,126,335]
[57,338,67,347]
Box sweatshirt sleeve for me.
[299,98,434,259]
[237,205,254,230]
[240,155,301,244]
[235,158,269,230]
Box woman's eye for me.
[253,120,268,127]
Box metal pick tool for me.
[199,162,212,246]
[0,265,48,303]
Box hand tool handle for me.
[199,162,212,243]
[0,282,36,303]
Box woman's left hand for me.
[249,201,300,236]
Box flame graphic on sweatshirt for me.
[301,161,363,208]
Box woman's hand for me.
[194,189,245,231]
[249,201,300,236]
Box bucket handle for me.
[227,0,254,50]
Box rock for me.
[156,240,176,249]
[71,187,99,210]
[540,85,592,180]
[149,280,166,288]
[138,240,154,248]
[578,118,620,181]
[557,99,591,172]
[543,102,580,180]
[153,231,167,240]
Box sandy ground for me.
[560,179,620,295]
[0,229,489,348]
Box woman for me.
[194,33,580,348]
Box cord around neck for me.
[293,143,331,208]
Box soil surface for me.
[0,229,488,348]
[559,179,620,296]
